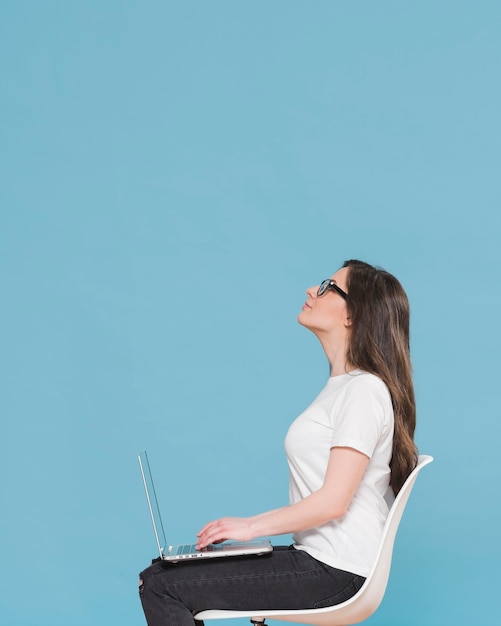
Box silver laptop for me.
[138,451,273,562]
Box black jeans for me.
[139,546,365,625]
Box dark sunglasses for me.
[317,279,348,300]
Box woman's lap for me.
[139,546,365,626]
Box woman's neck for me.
[329,360,355,377]
[316,334,352,377]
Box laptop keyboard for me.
[173,543,223,555]
[176,544,197,555]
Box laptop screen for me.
[138,451,167,556]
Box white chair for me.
[195,454,433,626]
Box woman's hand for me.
[196,516,255,549]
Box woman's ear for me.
[344,315,352,327]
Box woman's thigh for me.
[139,546,365,614]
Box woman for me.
[139,259,418,625]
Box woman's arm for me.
[196,446,369,549]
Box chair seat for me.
[195,590,375,625]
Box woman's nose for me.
[306,285,318,298]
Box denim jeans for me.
[139,545,365,626]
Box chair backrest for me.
[195,454,433,626]
[341,454,433,622]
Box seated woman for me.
[138,259,418,626]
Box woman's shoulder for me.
[343,369,391,399]
[327,370,394,431]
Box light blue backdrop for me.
[1,2,499,625]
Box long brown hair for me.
[343,260,418,494]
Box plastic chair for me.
[195,454,433,625]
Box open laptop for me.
[138,451,273,562]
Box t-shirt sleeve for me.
[329,376,391,459]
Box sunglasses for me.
[317,279,348,300]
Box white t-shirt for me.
[285,369,394,577]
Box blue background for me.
[1,2,499,625]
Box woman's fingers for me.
[196,517,253,549]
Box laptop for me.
[138,451,273,562]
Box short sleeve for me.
[329,375,391,459]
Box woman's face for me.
[297,267,351,336]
